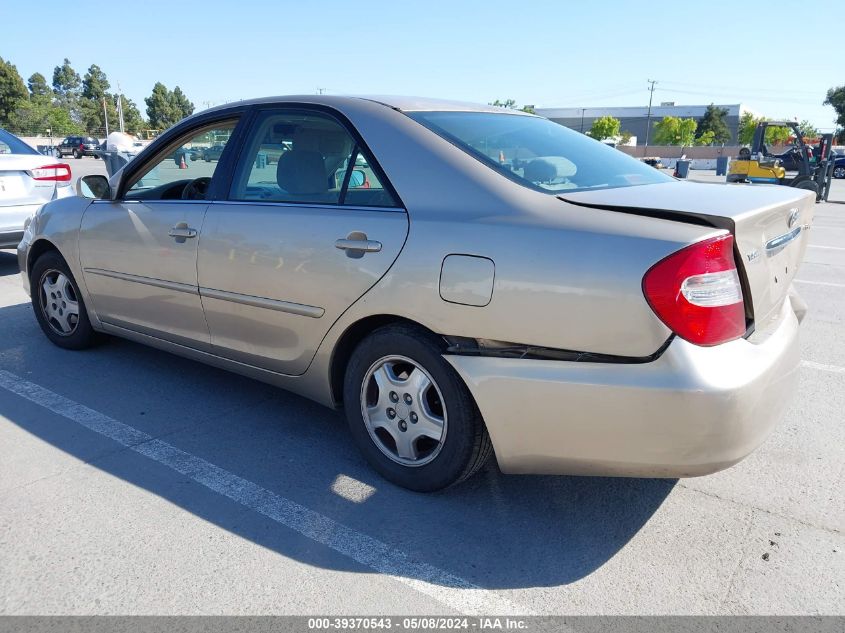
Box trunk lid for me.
[560,181,815,331]
[0,155,58,207]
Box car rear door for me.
[78,117,242,349]
[197,106,408,375]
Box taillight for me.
[30,164,72,182]
[642,234,745,346]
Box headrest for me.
[277,150,328,195]
[523,156,576,183]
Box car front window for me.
[408,111,673,194]
[124,121,237,200]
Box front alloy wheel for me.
[39,270,79,336]
[31,251,98,350]
[834,166,845,179]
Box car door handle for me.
[335,238,382,253]
[169,223,197,239]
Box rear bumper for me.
[0,230,24,249]
[445,296,802,478]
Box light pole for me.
[580,108,586,133]
[643,79,657,156]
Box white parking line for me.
[0,369,531,616]
[801,360,845,375]
[794,279,845,288]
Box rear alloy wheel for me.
[343,324,492,491]
[361,355,448,467]
[834,166,845,179]
[73,149,81,159]
[31,251,98,350]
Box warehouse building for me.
[535,103,756,145]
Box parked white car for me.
[0,128,74,248]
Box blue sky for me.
[4,0,842,129]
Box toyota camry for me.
[17,96,813,491]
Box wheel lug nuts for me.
[389,391,399,403]
[403,393,412,405]
[398,420,408,432]
[387,408,396,419]
[410,412,418,423]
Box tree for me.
[797,120,819,141]
[739,113,792,148]
[694,131,716,146]
[620,130,634,145]
[490,98,517,109]
[588,115,621,141]
[0,57,28,127]
[170,86,194,119]
[823,85,845,128]
[52,58,81,97]
[9,100,83,136]
[764,125,790,146]
[27,73,51,101]
[490,98,534,114]
[81,64,110,101]
[696,104,730,144]
[652,116,698,150]
[118,95,145,134]
[738,112,758,145]
[145,82,178,129]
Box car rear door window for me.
[229,109,397,208]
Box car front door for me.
[197,107,408,375]
[78,118,240,348]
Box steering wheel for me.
[181,177,212,200]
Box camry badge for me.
[788,208,800,229]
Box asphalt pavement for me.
[0,167,842,615]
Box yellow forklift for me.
[727,120,834,202]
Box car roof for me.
[201,95,533,116]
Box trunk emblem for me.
[746,249,760,263]
[788,208,800,229]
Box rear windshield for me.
[407,111,672,194]
[0,128,38,155]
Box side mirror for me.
[78,174,111,199]
[348,169,366,188]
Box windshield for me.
[408,111,672,194]
[0,128,38,155]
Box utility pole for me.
[117,82,125,133]
[580,108,586,133]
[643,79,657,156]
[102,97,109,138]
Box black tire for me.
[794,179,820,201]
[54,149,62,158]
[73,149,81,159]
[343,324,493,492]
[30,251,98,350]
[833,166,845,180]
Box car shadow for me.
[0,299,676,590]
[0,250,19,278]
